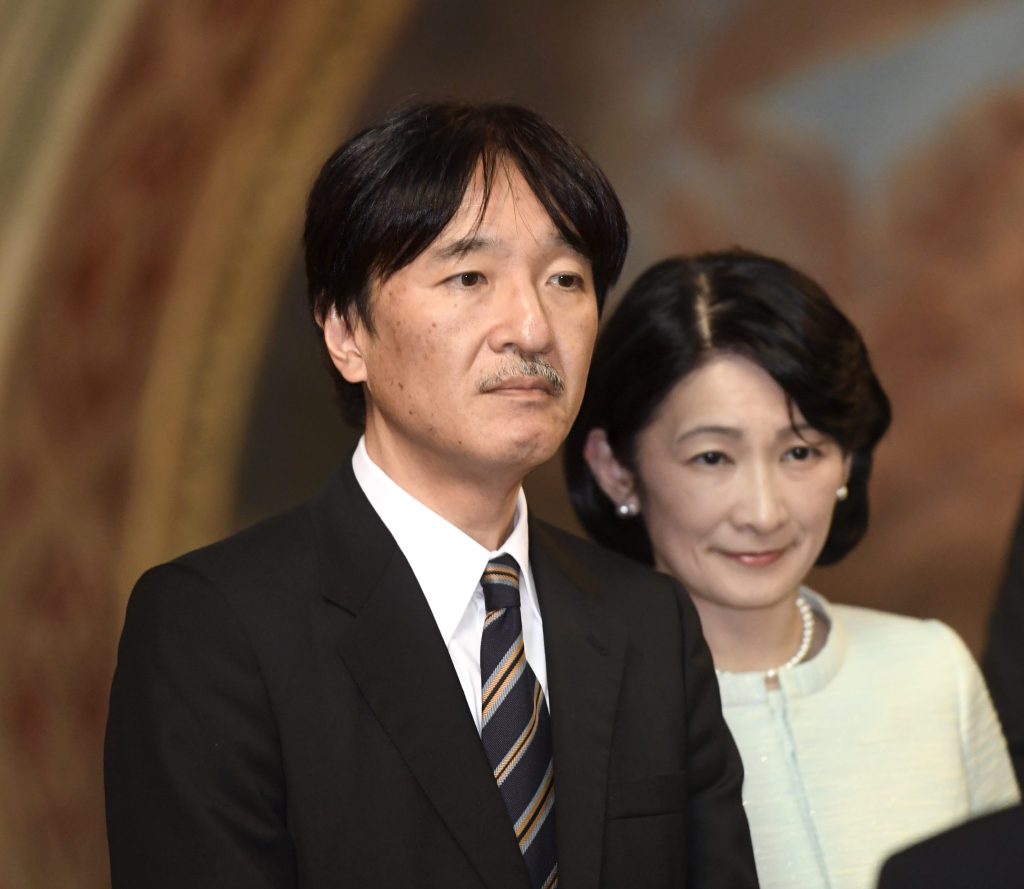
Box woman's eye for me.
[692,451,728,466]
[787,445,816,461]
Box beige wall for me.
[1,0,1022,884]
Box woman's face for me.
[627,353,849,613]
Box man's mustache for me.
[477,357,565,395]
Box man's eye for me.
[456,272,482,287]
[552,273,583,289]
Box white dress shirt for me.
[351,437,549,733]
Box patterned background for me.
[1,1,1022,885]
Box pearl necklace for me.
[716,594,815,679]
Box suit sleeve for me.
[675,587,759,889]
[983,493,1024,786]
[875,805,1024,889]
[104,563,297,888]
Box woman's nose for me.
[732,466,789,532]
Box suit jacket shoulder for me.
[877,804,1024,889]
[529,518,757,889]
[106,465,757,889]
[984,492,1024,785]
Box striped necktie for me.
[480,554,558,889]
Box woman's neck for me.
[692,593,809,674]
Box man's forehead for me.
[428,230,577,262]
[424,168,581,260]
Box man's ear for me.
[583,428,640,513]
[322,308,367,385]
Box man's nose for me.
[489,278,555,356]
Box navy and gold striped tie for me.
[480,554,558,889]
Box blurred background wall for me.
[1,0,1022,885]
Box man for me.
[105,101,757,888]
[875,805,1024,889]
[984,489,1024,784]
[875,493,1024,889]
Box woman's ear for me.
[583,429,641,513]
[322,308,367,384]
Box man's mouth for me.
[486,376,557,394]
[478,358,565,395]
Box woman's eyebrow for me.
[675,425,742,444]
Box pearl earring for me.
[836,485,848,501]
[616,501,638,517]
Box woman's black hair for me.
[564,249,891,566]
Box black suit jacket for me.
[875,804,1024,889]
[983,492,1024,785]
[105,462,757,888]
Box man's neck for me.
[363,436,524,551]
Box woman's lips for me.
[722,549,787,568]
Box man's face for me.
[325,164,599,493]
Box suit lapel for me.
[310,464,530,889]
[531,523,627,889]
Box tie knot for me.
[482,554,521,611]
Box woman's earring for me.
[836,485,849,502]
[616,501,639,518]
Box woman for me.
[565,249,1019,889]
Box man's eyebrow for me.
[432,236,495,261]
[551,231,586,258]
[431,231,583,262]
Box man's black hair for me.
[304,100,629,426]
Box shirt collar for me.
[351,437,533,643]
[716,587,845,705]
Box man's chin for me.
[502,436,563,475]
[469,430,563,478]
